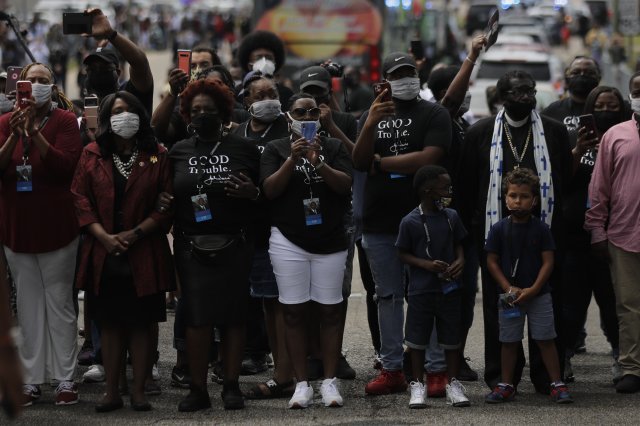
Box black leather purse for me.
[185,231,245,265]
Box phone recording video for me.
[16,81,32,109]
[62,12,92,35]
[84,96,99,129]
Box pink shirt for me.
[585,117,640,252]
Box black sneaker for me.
[458,357,479,382]
[221,383,245,410]
[171,365,191,389]
[616,374,640,393]
[336,355,356,380]
[77,340,94,366]
[241,355,268,375]
[178,389,211,412]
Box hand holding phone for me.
[578,114,597,135]
[373,81,392,103]
[5,66,22,96]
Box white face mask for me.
[389,77,420,101]
[249,99,281,123]
[459,91,472,115]
[110,112,140,139]
[0,93,15,113]
[630,95,640,114]
[32,83,52,107]
[252,57,276,76]
[287,113,320,138]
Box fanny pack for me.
[184,231,245,265]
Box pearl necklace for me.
[112,149,139,179]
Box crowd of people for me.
[1,6,640,418]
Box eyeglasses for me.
[505,87,537,98]
[290,107,321,120]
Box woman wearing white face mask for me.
[71,91,175,412]
[261,94,353,409]
[0,62,83,407]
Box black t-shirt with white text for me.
[359,98,451,234]
[260,136,353,254]
[170,134,261,236]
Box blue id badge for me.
[441,280,459,295]
[499,293,521,318]
[16,165,32,192]
[389,173,406,179]
[191,194,212,222]
[303,197,322,226]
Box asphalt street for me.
[11,252,640,425]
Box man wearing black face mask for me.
[81,8,154,115]
[458,70,572,395]
[542,56,601,136]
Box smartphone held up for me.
[62,12,92,35]
[84,96,99,129]
[373,81,391,103]
[16,81,32,110]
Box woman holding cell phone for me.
[260,93,353,409]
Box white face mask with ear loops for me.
[110,112,140,139]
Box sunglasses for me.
[290,107,321,120]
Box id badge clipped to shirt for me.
[499,293,521,319]
[389,173,406,179]
[191,193,212,223]
[441,279,460,295]
[16,164,33,192]
[303,197,322,226]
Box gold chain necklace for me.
[503,122,532,169]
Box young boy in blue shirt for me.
[396,165,469,408]
[484,168,573,404]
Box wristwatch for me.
[314,161,326,171]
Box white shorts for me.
[269,227,347,305]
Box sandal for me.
[244,379,295,400]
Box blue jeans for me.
[425,326,446,372]
[362,233,405,371]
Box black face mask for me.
[593,111,620,133]
[504,100,536,120]
[567,75,599,97]
[86,70,118,96]
[191,112,222,139]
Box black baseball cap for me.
[382,52,417,75]
[299,66,332,92]
[83,48,120,68]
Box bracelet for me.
[251,187,261,201]
[314,161,326,171]
[107,30,118,42]
[465,56,476,65]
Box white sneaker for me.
[152,363,160,381]
[83,364,105,383]
[446,378,470,407]
[409,381,427,409]
[288,381,314,409]
[320,377,343,407]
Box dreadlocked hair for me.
[19,62,75,112]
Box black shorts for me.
[404,290,462,350]
[174,235,253,327]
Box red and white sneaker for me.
[55,381,79,405]
[22,384,42,407]
[365,369,407,395]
